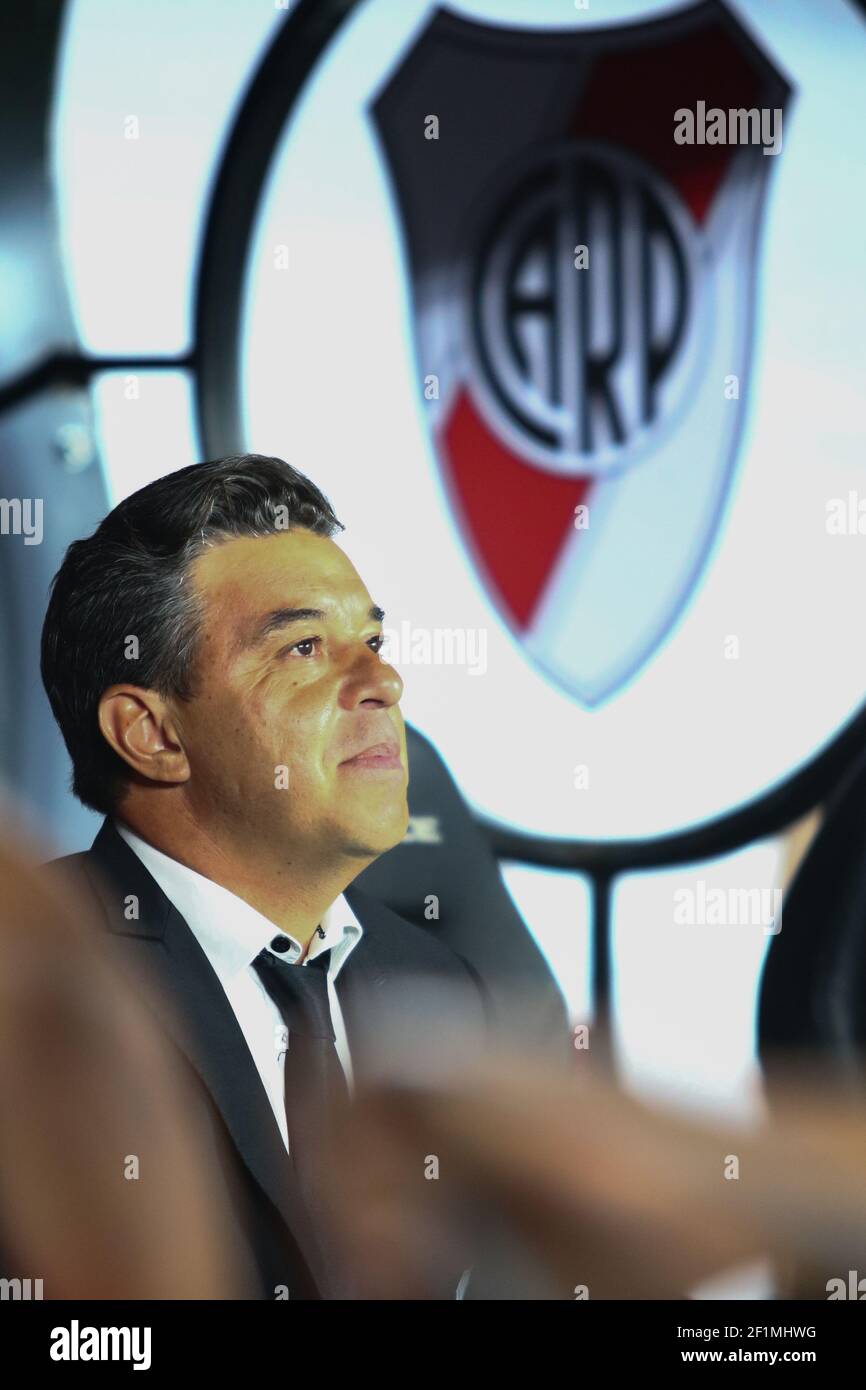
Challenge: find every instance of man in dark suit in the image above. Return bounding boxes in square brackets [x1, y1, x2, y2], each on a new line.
[39, 454, 487, 1300]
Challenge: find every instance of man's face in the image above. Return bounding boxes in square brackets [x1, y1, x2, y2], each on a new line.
[170, 529, 409, 865]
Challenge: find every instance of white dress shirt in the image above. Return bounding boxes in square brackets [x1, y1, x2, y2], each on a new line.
[113, 821, 364, 1152]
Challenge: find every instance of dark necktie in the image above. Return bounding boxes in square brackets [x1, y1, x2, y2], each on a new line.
[252, 944, 351, 1295]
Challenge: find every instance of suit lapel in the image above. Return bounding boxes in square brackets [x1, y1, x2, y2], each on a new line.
[335, 889, 489, 1303]
[339, 884, 483, 1087]
[81, 819, 328, 1295]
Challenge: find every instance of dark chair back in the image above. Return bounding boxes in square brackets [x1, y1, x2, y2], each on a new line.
[355, 724, 570, 1058]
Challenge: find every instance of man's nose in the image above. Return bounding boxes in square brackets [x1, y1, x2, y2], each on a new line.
[341, 646, 403, 708]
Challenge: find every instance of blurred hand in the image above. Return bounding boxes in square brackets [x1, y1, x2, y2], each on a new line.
[320, 1045, 866, 1299]
[0, 817, 250, 1299]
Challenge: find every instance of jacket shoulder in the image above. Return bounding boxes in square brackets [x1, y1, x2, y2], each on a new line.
[38, 846, 110, 928]
[39, 847, 92, 886]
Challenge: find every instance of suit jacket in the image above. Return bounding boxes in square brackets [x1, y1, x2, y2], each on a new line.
[41, 818, 490, 1300]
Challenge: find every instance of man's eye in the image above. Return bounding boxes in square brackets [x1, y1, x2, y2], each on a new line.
[280, 634, 384, 659]
[285, 637, 320, 657]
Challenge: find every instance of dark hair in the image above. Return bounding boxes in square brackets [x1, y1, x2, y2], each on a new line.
[41, 454, 344, 817]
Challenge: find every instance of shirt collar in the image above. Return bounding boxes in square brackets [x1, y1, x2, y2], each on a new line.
[113, 821, 363, 983]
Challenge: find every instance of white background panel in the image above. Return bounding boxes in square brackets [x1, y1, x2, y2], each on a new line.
[53, 0, 289, 352]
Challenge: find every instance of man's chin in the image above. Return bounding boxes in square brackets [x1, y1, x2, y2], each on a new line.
[336, 806, 409, 862]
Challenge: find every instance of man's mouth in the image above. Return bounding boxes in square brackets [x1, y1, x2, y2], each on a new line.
[339, 740, 403, 771]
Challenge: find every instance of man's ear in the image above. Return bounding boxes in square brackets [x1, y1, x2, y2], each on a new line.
[97, 686, 191, 786]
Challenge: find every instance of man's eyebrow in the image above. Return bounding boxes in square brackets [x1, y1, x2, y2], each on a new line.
[242, 604, 385, 651]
